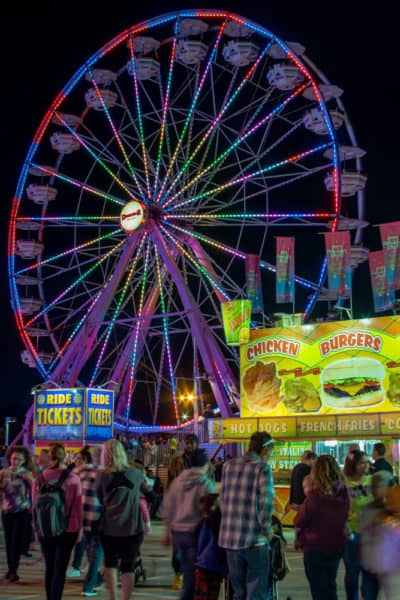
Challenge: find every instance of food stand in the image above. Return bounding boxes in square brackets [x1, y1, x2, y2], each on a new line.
[211, 315, 400, 524]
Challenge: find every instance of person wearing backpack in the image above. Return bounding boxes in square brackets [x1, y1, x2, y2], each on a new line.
[32, 442, 82, 600]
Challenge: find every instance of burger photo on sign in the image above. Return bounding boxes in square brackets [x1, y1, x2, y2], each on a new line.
[320, 357, 386, 409]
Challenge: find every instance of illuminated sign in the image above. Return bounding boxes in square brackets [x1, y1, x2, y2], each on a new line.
[34, 389, 84, 441]
[86, 389, 114, 442]
[34, 388, 114, 442]
[120, 200, 145, 233]
[240, 316, 400, 418]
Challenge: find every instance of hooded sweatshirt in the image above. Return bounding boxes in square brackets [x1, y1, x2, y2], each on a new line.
[295, 481, 350, 552]
[161, 467, 216, 533]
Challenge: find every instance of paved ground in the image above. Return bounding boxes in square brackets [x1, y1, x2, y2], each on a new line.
[0, 523, 347, 599]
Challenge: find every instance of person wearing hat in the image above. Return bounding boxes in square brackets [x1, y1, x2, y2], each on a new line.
[161, 448, 216, 600]
[218, 431, 275, 600]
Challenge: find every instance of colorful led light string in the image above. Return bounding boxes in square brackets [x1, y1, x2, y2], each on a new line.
[24, 239, 125, 328]
[160, 224, 231, 301]
[168, 142, 330, 213]
[87, 67, 145, 200]
[161, 38, 274, 203]
[15, 228, 120, 276]
[165, 222, 317, 290]
[128, 37, 152, 200]
[154, 247, 179, 424]
[28, 163, 125, 207]
[153, 22, 178, 196]
[162, 80, 308, 209]
[52, 111, 134, 200]
[155, 19, 227, 204]
[126, 237, 152, 422]
[90, 233, 147, 386]
[164, 211, 332, 220]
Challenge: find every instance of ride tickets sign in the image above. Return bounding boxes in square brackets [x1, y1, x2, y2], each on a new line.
[240, 315, 400, 418]
[34, 388, 114, 441]
[86, 389, 114, 442]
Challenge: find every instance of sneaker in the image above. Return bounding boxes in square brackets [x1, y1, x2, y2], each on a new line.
[23, 552, 33, 558]
[3, 572, 11, 580]
[171, 573, 183, 590]
[8, 573, 20, 583]
[66, 568, 81, 578]
[81, 592, 98, 597]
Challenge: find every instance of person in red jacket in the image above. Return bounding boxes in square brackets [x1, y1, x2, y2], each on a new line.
[295, 454, 350, 600]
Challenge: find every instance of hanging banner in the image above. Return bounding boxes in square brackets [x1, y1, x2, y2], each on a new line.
[34, 389, 85, 441]
[240, 315, 400, 418]
[275, 237, 295, 304]
[324, 231, 352, 298]
[379, 222, 400, 291]
[221, 300, 252, 345]
[369, 250, 394, 313]
[246, 254, 263, 313]
[86, 389, 115, 442]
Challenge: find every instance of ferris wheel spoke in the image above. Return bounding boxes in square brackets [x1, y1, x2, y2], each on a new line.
[162, 39, 274, 203]
[168, 140, 330, 213]
[152, 22, 178, 194]
[154, 248, 179, 424]
[89, 234, 148, 385]
[86, 67, 147, 199]
[52, 111, 135, 200]
[163, 79, 309, 208]
[128, 36, 153, 199]
[155, 19, 227, 203]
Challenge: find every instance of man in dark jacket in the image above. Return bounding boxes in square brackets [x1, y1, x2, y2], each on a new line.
[372, 442, 393, 476]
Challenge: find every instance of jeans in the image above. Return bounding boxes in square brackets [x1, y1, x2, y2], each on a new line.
[172, 531, 198, 600]
[343, 534, 361, 600]
[72, 537, 85, 570]
[2, 510, 31, 575]
[361, 568, 379, 600]
[226, 544, 270, 600]
[83, 531, 104, 593]
[42, 531, 78, 600]
[303, 550, 342, 600]
[172, 544, 182, 574]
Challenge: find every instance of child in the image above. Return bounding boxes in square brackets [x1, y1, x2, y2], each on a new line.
[194, 493, 227, 600]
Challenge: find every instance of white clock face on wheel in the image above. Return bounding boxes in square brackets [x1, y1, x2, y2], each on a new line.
[120, 200, 145, 232]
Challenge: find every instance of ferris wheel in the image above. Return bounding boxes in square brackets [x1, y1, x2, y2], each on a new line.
[8, 10, 367, 427]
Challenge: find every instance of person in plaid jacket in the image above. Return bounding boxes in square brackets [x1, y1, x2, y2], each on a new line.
[219, 431, 275, 600]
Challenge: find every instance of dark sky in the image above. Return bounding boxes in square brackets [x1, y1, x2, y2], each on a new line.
[1, 1, 397, 429]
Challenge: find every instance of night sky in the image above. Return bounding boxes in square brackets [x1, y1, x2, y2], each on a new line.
[1, 1, 397, 430]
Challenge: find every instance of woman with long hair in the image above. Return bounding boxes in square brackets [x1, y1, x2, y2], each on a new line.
[97, 438, 145, 600]
[32, 442, 82, 600]
[343, 449, 373, 600]
[295, 454, 350, 600]
[0, 446, 33, 582]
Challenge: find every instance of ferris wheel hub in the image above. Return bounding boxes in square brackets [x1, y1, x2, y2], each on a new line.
[120, 200, 146, 233]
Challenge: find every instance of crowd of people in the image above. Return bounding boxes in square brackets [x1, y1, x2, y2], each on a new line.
[0, 436, 399, 600]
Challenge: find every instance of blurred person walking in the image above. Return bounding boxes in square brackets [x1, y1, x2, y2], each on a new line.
[33, 442, 82, 600]
[161, 447, 216, 600]
[96, 438, 145, 600]
[288, 450, 317, 510]
[295, 455, 350, 600]
[343, 450, 373, 600]
[0, 446, 33, 582]
[359, 471, 393, 600]
[219, 431, 275, 600]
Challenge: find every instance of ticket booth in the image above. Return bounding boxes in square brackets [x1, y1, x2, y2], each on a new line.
[33, 387, 115, 453]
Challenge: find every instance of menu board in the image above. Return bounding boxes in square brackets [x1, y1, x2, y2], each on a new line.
[240, 316, 400, 418]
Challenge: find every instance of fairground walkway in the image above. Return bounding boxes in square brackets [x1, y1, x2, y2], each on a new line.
[0, 523, 346, 599]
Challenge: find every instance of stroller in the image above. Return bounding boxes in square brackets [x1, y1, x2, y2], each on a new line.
[269, 515, 290, 600]
[134, 551, 147, 585]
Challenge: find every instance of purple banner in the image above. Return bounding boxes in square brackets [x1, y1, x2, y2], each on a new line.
[246, 254, 263, 313]
[379, 222, 400, 291]
[369, 251, 395, 313]
[324, 231, 352, 298]
[276, 237, 295, 304]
